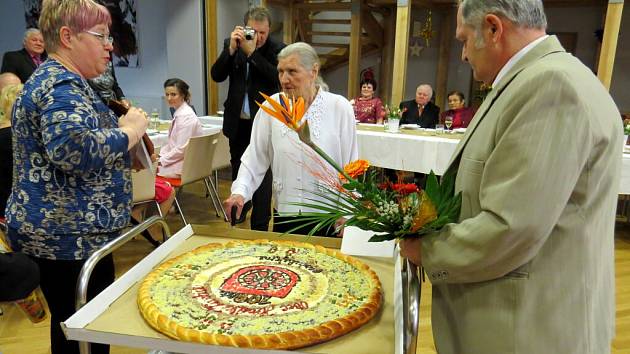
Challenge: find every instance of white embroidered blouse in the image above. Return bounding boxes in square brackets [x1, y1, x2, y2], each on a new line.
[231, 89, 358, 213]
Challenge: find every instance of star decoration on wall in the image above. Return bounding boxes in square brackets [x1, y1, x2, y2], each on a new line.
[409, 41, 424, 57]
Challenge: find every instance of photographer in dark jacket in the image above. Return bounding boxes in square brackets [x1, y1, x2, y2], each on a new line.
[211, 7, 285, 231]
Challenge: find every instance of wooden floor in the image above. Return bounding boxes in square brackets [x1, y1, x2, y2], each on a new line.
[1, 176, 630, 354]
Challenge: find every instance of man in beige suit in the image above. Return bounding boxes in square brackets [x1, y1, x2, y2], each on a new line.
[400, 1, 621, 353]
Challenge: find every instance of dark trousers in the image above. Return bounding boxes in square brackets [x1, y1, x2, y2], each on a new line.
[272, 211, 337, 237]
[229, 119, 272, 231]
[33, 254, 115, 354]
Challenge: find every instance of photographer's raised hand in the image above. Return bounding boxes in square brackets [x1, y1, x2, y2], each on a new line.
[229, 26, 245, 56]
[240, 31, 257, 57]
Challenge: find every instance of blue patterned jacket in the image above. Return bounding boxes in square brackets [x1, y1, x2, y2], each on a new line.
[6, 60, 132, 260]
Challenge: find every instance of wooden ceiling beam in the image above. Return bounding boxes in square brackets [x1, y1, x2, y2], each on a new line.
[391, 0, 412, 105]
[597, 1, 623, 90]
[348, 0, 363, 98]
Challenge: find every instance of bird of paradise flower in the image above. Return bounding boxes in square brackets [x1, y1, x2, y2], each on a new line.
[256, 92, 461, 241]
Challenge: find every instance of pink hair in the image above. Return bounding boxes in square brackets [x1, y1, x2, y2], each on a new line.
[63, 1, 111, 33]
[39, 0, 112, 52]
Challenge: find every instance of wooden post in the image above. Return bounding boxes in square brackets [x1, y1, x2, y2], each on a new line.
[597, 0, 624, 91]
[348, 0, 363, 98]
[435, 8, 453, 110]
[283, 2, 295, 44]
[391, 0, 412, 106]
[380, 8, 396, 103]
[205, 0, 218, 115]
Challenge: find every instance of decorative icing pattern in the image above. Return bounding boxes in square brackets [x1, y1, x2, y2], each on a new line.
[139, 241, 381, 342]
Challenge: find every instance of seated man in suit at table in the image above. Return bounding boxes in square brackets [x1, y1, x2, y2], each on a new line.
[399, 84, 440, 128]
[389, 84, 441, 187]
[1, 29, 46, 83]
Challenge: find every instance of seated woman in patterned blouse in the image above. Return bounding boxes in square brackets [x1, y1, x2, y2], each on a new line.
[349, 78, 385, 124]
[5, 1, 148, 353]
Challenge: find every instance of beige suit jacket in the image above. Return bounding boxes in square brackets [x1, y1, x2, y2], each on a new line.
[421, 36, 621, 353]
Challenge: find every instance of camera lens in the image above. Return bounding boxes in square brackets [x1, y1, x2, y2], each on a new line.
[244, 27, 255, 40]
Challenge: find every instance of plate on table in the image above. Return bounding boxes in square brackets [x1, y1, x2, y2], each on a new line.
[400, 124, 421, 130]
[452, 128, 467, 134]
[358, 122, 384, 127]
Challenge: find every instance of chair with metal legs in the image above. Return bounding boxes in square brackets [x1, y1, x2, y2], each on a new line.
[131, 166, 169, 246]
[157, 132, 228, 224]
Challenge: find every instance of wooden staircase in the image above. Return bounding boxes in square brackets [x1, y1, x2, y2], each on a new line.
[275, 0, 389, 73]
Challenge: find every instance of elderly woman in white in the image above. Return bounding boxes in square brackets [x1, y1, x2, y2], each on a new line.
[223, 42, 357, 236]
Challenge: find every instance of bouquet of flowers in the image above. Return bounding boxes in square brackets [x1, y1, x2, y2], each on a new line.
[257, 93, 461, 242]
[384, 104, 404, 120]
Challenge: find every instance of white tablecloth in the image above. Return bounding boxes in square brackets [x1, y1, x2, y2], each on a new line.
[357, 130, 459, 175]
[197, 115, 224, 126]
[357, 129, 630, 195]
[148, 125, 222, 148]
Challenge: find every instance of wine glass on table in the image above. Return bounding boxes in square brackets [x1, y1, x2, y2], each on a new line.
[151, 108, 160, 132]
[444, 115, 453, 131]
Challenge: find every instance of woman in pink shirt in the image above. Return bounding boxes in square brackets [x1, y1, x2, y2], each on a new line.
[158, 78, 204, 178]
[135, 78, 203, 235]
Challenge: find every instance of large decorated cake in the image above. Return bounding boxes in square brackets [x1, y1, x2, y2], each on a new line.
[137, 239, 383, 349]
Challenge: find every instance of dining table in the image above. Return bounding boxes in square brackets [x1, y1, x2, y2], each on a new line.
[356, 123, 461, 175]
[147, 120, 222, 148]
[194, 117, 630, 195]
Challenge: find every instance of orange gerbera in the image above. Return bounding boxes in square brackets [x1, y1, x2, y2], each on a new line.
[339, 160, 370, 180]
[256, 92, 305, 131]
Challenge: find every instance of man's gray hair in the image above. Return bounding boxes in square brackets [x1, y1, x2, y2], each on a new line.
[461, 0, 547, 46]
[277, 42, 320, 71]
[417, 84, 433, 100]
[23, 28, 41, 41]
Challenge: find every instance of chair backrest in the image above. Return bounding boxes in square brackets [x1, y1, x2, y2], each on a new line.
[132, 167, 156, 203]
[180, 132, 220, 185]
[210, 132, 231, 170]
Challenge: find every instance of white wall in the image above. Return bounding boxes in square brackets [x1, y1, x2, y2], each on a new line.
[545, 6, 603, 71]
[214, 0, 250, 110]
[0, 1, 27, 57]
[166, 0, 205, 115]
[114, 0, 169, 116]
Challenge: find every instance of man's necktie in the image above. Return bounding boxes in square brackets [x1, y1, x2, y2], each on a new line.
[242, 63, 250, 117]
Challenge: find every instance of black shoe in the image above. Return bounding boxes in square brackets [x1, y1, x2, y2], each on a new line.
[129, 217, 161, 247]
[234, 201, 252, 224]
